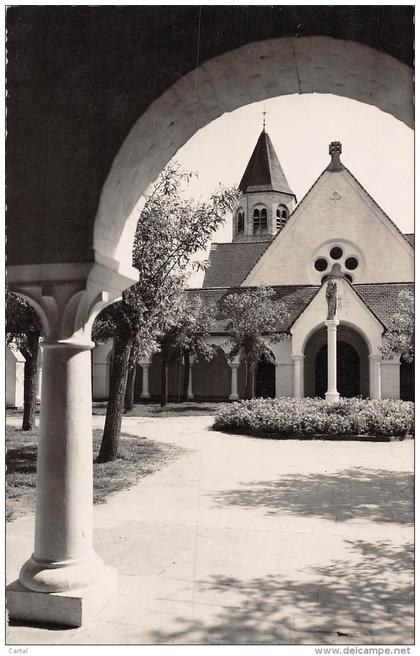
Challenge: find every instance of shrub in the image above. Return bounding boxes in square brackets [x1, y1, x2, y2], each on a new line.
[213, 397, 414, 441]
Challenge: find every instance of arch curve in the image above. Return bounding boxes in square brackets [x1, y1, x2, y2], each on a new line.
[94, 36, 413, 275]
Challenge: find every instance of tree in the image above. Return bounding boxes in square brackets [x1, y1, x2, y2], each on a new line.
[159, 294, 217, 404]
[93, 162, 240, 461]
[6, 291, 42, 430]
[381, 290, 414, 363]
[222, 286, 289, 399]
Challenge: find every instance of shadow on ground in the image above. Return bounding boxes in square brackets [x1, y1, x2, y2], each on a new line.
[211, 467, 414, 525]
[149, 540, 413, 645]
[6, 445, 38, 475]
[92, 402, 223, 417]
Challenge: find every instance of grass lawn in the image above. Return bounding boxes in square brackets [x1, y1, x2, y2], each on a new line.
[6, 425, 188, 522]
[92, 401, 224, 417]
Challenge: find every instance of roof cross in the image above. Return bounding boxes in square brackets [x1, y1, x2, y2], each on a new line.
[262, 107, 268, 130]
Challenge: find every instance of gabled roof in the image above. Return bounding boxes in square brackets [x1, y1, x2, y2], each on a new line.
[186, 282, 414, 334]
[239, 129, 295, 197]
[342, 165, 414, 250]
[241, 159, 413, 286]
[202, 241, 271, 288]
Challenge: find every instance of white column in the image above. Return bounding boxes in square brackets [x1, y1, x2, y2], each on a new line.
[229, 362, 239, 401]
[369, 353, 382, 400]
[140, 361, 151, 399]
[6, 264, 135, 627]
[19, 337, 112, 590]
[325, 319, 340, 404]
[292, 354, 304, 399]
[187, 356, 195, 400]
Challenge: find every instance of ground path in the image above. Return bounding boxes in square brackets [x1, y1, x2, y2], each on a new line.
[7, 415, 414, 645]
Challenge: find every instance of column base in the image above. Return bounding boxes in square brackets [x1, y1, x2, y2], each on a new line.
[229, 394, 239, 401]
[140, 392, 151, 399]
[325, 391, 340, 404]
[6, 567, 117, 628]
[187, 394, 194, 401]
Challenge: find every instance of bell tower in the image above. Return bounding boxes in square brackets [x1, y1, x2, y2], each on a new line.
[233, 127, 296, 242]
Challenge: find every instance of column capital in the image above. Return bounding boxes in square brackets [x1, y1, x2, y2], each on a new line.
[325, 319, 339, 328]
[369, 353, 382, 362]
[228, 361, 240, 369]
[291, 353, 304, 361]
[7, 262, 135, 344]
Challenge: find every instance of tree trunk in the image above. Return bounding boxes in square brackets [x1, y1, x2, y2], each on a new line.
[160, 347, 169, 407]
[124, 365, 136, 413]
[21, 331, 40, 431]
[96, 331, 133, 463]
[182, 350, 190, 402]
[246, 362, 256, 400]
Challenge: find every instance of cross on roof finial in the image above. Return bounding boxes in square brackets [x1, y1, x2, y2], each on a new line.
[327, 140, 343, 172]
[262, 107, 268, 131]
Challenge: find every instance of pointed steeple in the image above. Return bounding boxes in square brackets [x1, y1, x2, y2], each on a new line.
[239, 129, 296, 199]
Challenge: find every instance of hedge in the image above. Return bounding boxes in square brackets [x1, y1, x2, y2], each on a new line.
[212, 397, 414, 441]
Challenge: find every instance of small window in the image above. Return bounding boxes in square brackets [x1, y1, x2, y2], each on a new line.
[260, 208, 267, 231]
[253, 207, 267, 234]
[314, 258, 328, 272]
[330, 246, 343, 260]
[344, 273, 353, 283]
[253, 209, 260, 233]
[321, 275, 329, 284]
[345, 257, 358, 270]
[237, 210, 244, 233]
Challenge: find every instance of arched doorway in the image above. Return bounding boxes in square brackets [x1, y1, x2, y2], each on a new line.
[256, 353, 276, 398]
[304, 324, 369, 398]
[315, 342, 360, 398]
[400, 361, 414, 401]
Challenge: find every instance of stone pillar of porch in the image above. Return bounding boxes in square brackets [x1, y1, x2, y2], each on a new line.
[325, 319, 340, 404]
[292, 354, 304, 399]
[228, 361, 240, 401]
[6, 263, 135, 628]
[140, 359, 151, 399]
[369, 353, 382, 400]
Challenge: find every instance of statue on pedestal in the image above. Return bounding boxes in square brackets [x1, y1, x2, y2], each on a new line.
[326, 280, 337, 319]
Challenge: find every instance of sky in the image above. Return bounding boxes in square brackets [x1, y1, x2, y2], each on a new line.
[172, 94, 414, 288]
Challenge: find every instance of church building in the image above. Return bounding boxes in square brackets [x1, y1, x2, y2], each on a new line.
[93, 129, 414, 403]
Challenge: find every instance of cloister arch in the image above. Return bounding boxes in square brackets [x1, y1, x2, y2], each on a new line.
[94, 36, 414, 277]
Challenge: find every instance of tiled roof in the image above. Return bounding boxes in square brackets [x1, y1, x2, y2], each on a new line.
[186, 285, 319, 333]
[239, 129, 295, 197]
[202, 241, 271, 288]
[186, 282, 414, 334]
[354, 282, 414, 328]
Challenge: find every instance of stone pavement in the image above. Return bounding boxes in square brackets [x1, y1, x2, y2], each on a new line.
[7, 415, 414, 645]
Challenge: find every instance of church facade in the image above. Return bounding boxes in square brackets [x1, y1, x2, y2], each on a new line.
[93, 130, 414, 403]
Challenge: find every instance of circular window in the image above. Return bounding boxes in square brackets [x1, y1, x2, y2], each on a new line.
[314, 258, 328, 272]
[330, 246, 343, 260]
[344, 274, 353, 283]
[345, 257, 358, 270]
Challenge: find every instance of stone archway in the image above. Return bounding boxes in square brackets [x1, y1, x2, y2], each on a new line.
[93, 36, 413, 275]
[304, 324, 369, 398]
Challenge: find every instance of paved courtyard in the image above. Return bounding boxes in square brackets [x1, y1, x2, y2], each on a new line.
[7, 415, 414, 645]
